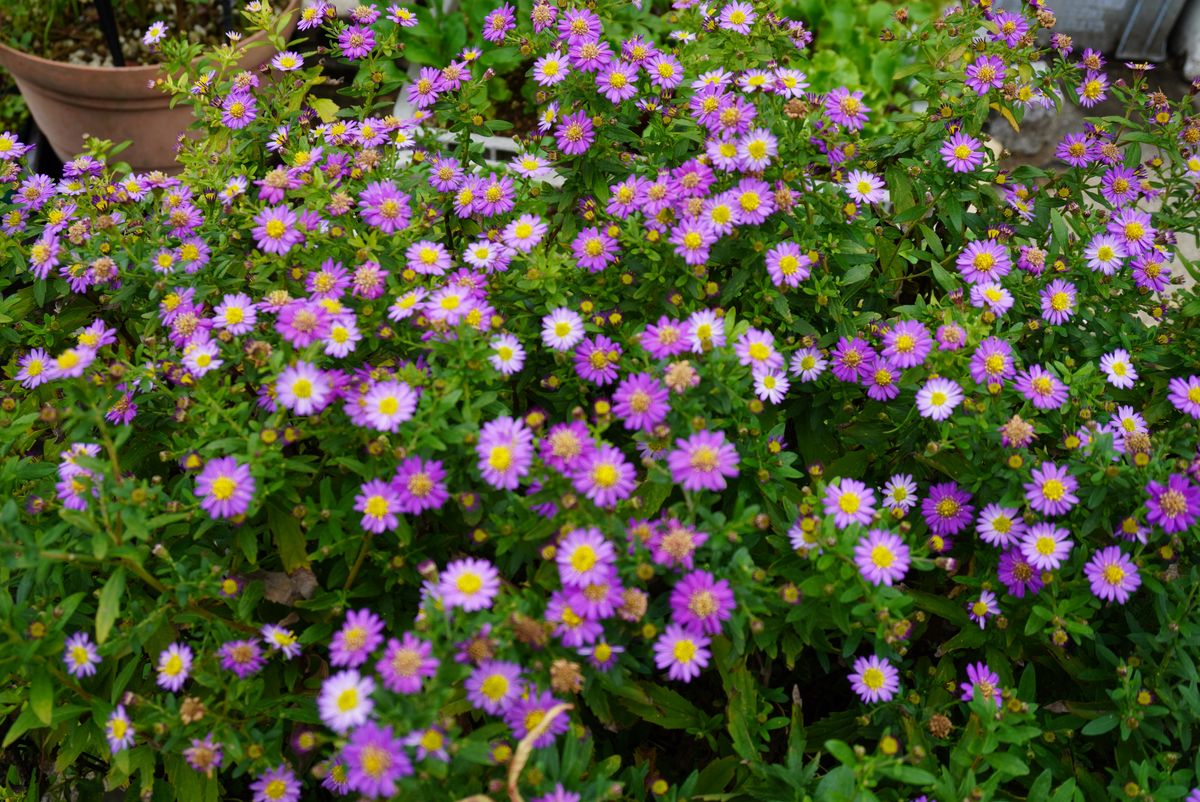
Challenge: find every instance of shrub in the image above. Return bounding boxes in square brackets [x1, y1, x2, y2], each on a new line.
[2, 1, 1200, 801]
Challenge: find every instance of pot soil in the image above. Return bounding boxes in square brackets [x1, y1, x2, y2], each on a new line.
[0, 0, 300, 173]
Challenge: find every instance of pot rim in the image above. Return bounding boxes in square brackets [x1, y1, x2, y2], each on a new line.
[0, 0, 300, 75]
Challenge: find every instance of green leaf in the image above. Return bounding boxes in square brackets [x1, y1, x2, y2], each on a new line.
[95, 568, 126, 645]
[883, 765, 937, 785]
[984, 751, 1028, 777]
[2, 705, 43, 748]
[269, 504, 308, 573]
[840, 264, 873, 286]
[30, 671, 52, 726]
[815, 765, 856, 802]
[1080, 713, 1119, 736]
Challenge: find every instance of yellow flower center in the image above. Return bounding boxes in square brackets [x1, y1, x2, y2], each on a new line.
[673, 639, 696, 663]
[210, 476, 236, 501]
[481, 674, 509, 701]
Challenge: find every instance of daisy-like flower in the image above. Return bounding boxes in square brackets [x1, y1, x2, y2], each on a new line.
[916, 377, 963, 421]
[1168, 376, 1200, 419]
[613, 372, 670, 431]
[476, 416, 534, 490]
[823, 87, 870, 130]
[262, 624, 301, 659]
[964, 54, 1006, 95]
[1084, 233, 1127, 275]
[734, 328, 783, 372]
[738, 127, 777, 170]
[940, 132, 985, 172]
[881, 320, 932, 369]
[881, 474, 918, 513]
[502, 214, 547, 253]
[572, 226, 619, 271]
[439, 557, 501, 611]
[687, 309, 727, 351]
[16, 348, 50, 389]
[275, 361, 333, 416]
[338, 24, 376, 59]
[790, 347, 827, 382]
[922, 482, 975, 536]
[966, 590, 999, 628]
[718, 1, 756, 33]
[843, 170, 886, 204]
[596, 61, 638, 104]
[653, 624, 711, 682]
[557, 527, 615, 587]
[195, 457, 255, 520]
[574, 335, 622, 385]
[63, 632, 100, 677]
[541, 308, 586, 351]
[484, 333, 526, 376]
[214, 293, 257, 335]
[754, 370, 789, 404]
[959, 662, 1002, 707]
[998, 548, 1044, 597]
[405, 726, 451, 762]
[1040, 279, 1077, 325]
[1085, 546, 1141, 603]
[344, 722, 411, 798]
[1015, 364, 1069, 410]
[1076, 70, 1108, 107]
[1025, 462, 1079, 517]
[765, 242, 811, 288]
[1144, 473, 1200, 533]
[252, 205, 303, 255]
[183, 733, 222, 778]
[330, 609, 385, 668]
[142, 21, 169, 48]
[250, 765, 300, 802]
[219, 639, 266, 678]
[853, 529, 910, 586]
[669, 219, 717, 265]
[669, 570, 734, 635]
[976, 504, 1024, 547]
[106, 705, 135, 754]
[319, 669, 375, 734]
[505, 689, 570, 747]
[271, 51, 303, 71]
[1020, 522, 1073, 571]
[555, 110, 596, 156]
[465, 660, 524, 714]
[354, 479, 401, 534]
[970, 337, 1016, 387]
[572, 444, 636, 508]
[849, 654, 899, 703]
[156, 642, 194, 692]
[377, 633, 439, 694]
[1107, 208, 1156, 255]
[823, 478, 876, 529]
[668, 430, 739, 492]
[1099, 349, 1137, 389]
[956, 238, 1011, 284]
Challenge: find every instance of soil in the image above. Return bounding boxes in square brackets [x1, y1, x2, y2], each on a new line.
[6, 1, 238, 67]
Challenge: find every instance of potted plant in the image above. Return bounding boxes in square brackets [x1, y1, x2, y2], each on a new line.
[0, 0, 301, 173]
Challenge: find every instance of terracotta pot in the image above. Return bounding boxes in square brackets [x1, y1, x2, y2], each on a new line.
[0, 0, 300, 173]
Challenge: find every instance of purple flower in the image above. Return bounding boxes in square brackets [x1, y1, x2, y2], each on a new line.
[830, 337, 876, 383]
[955, 238, 1010, 284]
[63, 632, 100, 677]
[338, 24, 376, 59]
[734, 328, 782, 372]
[476, 416, 534, 490]
[392, 457, 448, 514]
[881, 321, 931, 369]
[854, 529, 910, 586]
[571, 226, 619, 271]
[344, 722, 411, 798]
[1169, 376, 1200, 419]
[1108, 207, 1156, 255]
[719, 1, 756, 33]
[572, 445, 635, 508]
[970, 337, 1016, 386]
[653, 624, 711, 682]
[670, 570, 734, 634]
[1020, 522, 1073, 571]
[331, 609, 385, 668]
[195, 457, 255, 519]
[1085, 546, 1141, 603]
[613, 373, 670, 431]
[959, 662, 1002, 707]
[252, 205, 304, 255]
[646, 52, 684, 89]
[1077, 70, 1109, 107]
[557, 527, 615, 587]
[916, 377, 963, 422]
[667, 430, 739, 492]
[221, 91, 257, 129]
[765, 242, 811, 288]
[276, 299, 330, 348]
[849, 654, 899, 703]
[997, 549, 1043, 598]
[966, 590, 999, 629]
[358, 180, 411, 233]
[1133, 251, 1172, 291]
[156, 642, 193, 692]
[964, 55, 1006, 95]
[1015, 364, 1069, 410]
[1145, 474, 1200, 533]
[1056, 132, 1095, 167]
[1024, 462, 1079, 517]
[669, 219, 717, 265]
[251, 765, 300, 802]
[482, 3, 516, 42]
[106, 705, 135, 754]
[318, 670, 375, 734]
[555, 110, 595, 156]
[377, 633, 439, 694]
[941, 132, 984, 172]
[597, 61, 638, 103]
[466, 660, 524, 714]
[976, 504, 1024, 548]
[355, 479, 401, 533]
[1040, 279, 1077, 325]
[843, 170, 886, 204]
[574, 335, 622, 385]
[219, 639, 266, 678]
[439, 558, 501, 611]
[823, 478, 876, 529]
[922, 482, 974, 536]
[505, 689, 570, 747]
[824, 87, 870, 130]
[183, 733, 222, 778]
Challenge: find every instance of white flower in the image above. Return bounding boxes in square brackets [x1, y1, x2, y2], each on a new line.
[318, 670, 375, 734]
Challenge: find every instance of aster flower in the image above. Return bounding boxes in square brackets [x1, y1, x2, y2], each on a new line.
[219, 639, 266, 678]
[732, 177, 774, 223]
[969, 281, 1014, 315]
[354, 479, 401, 534]
[1107, 208, 1156, 255]
[1025, 462, 1079, 517]
[476, 416, 534, 490]
[613, 373, 670, 431]
[765, 242, 811, 288]
[330, 609, 385, 668]
[687, 309, 727, 351]
[790, 347, 827, 382]
[358, 180, 411, 233]
[849, 655, 899, 703]
[574, 335, 622, 385]
[466, 660, 524, 714]
[916, 377, 963, 422]
[998, 549, 1043, 598]
[1085, 546, 1141, 603]
[966, 590, 999, 629]
[1076, 70, 1109, 107]
[668, 430, 739, 492]
[319, 669, 375, 734]
[959, 662, 1002, 707]
[221, 91, 257, 129]
[16, 348, 50, 389]
[391, 457, 448, 515]
[362, 380, 418, 433]
[718, 1, 756, 33]
[964, 54, 1006, 95]
[251, 765, 300, 802]
[824, 87, 870, 130]
[653, 624, 711, 682]
[343, 722, 411, 798]
[824, 478, 876, 529]
[405, 727, 451, 762]
[922, 482, 975, 536]
[755, 369, 790, 403]
[572, 226, 619, 271]
[1020, 522, 1073, 571]
[940, 132, 985, 172]
[183, 733, 223, 778]
[106, 705, 135, 754]
[734, 328, 783, 372]
[377, 633, 439, 694]
[542, 308, 586, 351]
[649, 519, 709, 569]
[670, 570, 734, 635]
[63, 632, 100, 677]
[572, 444, 636, 508]
[557, 528, 615, 587]
[976, 504, 1024, 548]
[338, 24, 376, 58]
[1040, 279, 1077, 325]
[1056, 132, 1095, 167]
[881, 474, 918, 513]
[555, 110, 595, 156]
[956, 238, 1010, 284]
[1099, 349, 1137, 389]
[854, 529, 910, 586]
[880, 321, 931, 369]
[1015, 364, 1069, 410]
[195, 457, 255, 520]
[843, 170, 886, 204]
[1144, 473, 1200, 533]
[440, 557, 501, 611]
[156, 642, 193, 692]
[482, 3, 516, 42]
[506, 689, 570, 747]
[252, 205, 303, 255]
[669, 219, 717, 265]
[1168, 376, 1200, 418]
